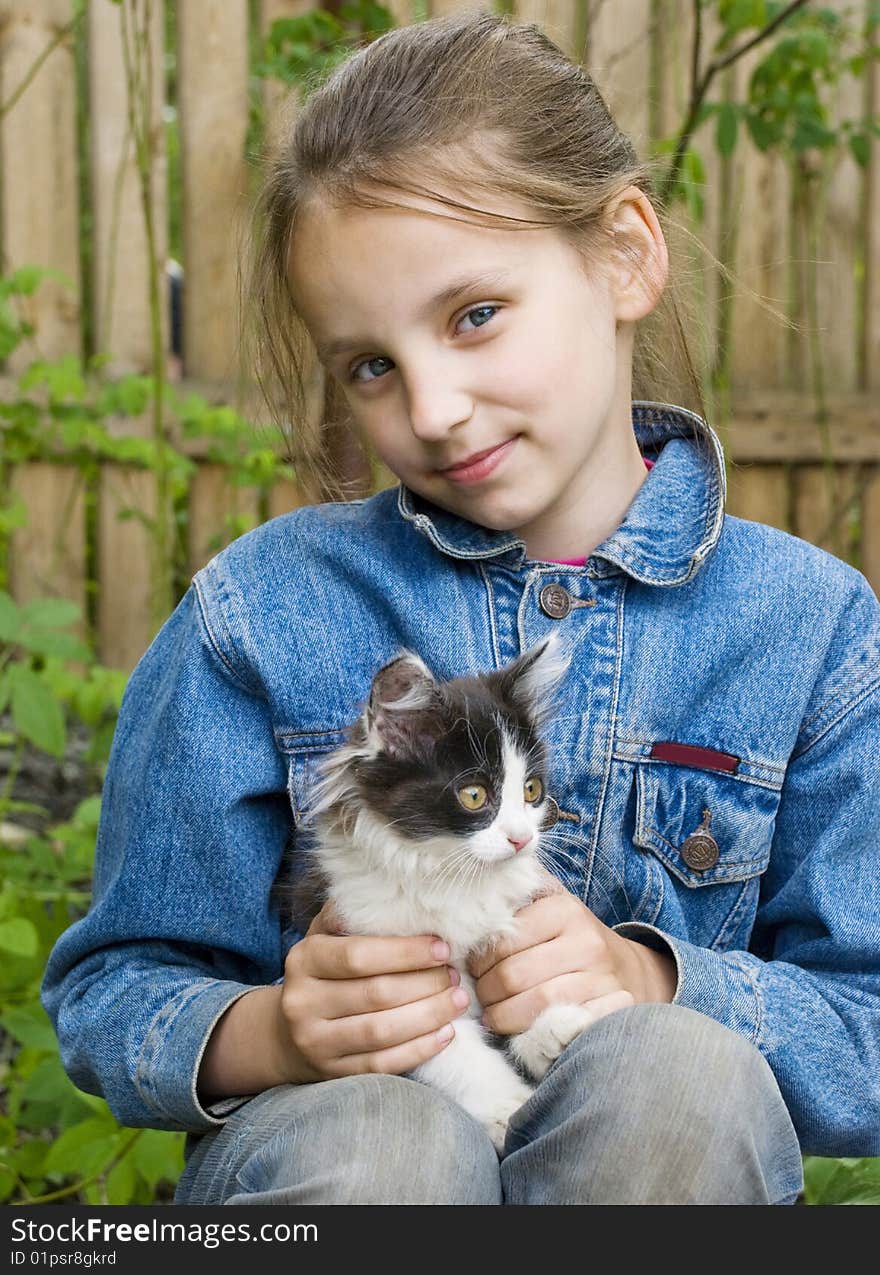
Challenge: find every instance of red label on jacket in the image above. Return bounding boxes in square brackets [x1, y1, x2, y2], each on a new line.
[650, 741, 741, 773]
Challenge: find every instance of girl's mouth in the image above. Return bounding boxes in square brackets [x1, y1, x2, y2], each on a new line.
[439, 438, 518, 484]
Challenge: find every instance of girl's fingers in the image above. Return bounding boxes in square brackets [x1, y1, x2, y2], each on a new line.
[475, 936, 583, 1007]
[318, 984, 470, 1061]
[328, 1019, 460, 1079]
[316, 963, 461, 1020]
[482, 972, 622, 1035]
[468, 899, 563, 978]
[305, 932, 452, 980]
[576, 989, 636, 1023]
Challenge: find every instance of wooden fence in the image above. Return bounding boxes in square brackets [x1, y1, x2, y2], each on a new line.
[1, 0, 879, 669]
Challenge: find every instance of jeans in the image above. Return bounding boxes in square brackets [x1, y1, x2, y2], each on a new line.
[175, 1004, 805, 1205]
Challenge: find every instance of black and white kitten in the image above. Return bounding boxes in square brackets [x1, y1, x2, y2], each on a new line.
[294, 638, 596, 1153]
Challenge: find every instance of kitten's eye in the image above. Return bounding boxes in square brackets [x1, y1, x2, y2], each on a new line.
[523, 776, 543, 804]
[457, 784, 488, 811]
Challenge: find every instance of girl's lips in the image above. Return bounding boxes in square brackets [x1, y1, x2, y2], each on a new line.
[439, 438, 518, 484]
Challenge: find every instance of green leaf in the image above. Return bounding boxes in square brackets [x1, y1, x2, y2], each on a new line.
[9, 664, 66, 757]
[106, 1152, 138, 1204]
[21, 598, 82, 629]
[0, 1002, 58, 1051]
[0, 1165, 16, 1203]
[8, 266, 47, 296]
[132, 1129, 185, 1189]
[10, 1142, 49, 1178]
[68, 795, 103, 837]
[0, 591, 21, 643]
[21, 1054, 76, 1105]
[716, 101, 739, 157]
[0, 917, 38, 957]
[19, 629, 91, 662]
[43, 1118, 119, 1177]
[849, 133, 870, 168]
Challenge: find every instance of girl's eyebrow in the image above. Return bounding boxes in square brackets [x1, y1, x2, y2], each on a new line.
[315, 268, 514, 361]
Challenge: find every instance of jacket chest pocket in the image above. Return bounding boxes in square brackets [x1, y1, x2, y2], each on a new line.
[275, 729, 347, 934]
[631, 762, 782, 950]
[278, 729, 347, 826]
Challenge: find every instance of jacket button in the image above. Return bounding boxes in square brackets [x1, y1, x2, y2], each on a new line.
[673, 810, 714, 872]
[680, 832, 719, 871]
[539, 584, 572, 618]
[680, 808, 719, 871]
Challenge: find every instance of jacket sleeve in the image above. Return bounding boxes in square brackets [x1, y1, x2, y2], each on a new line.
[617, 669, 880, 1157]
[41, 579, 292, 1132]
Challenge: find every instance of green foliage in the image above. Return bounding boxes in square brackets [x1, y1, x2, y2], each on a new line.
[803, 1156, 880, 1205]
[660, 1, 880, 214]
[0, 627, 184, 1203]
[255, 1, 396, 95]
[0, 271, 291, 1203]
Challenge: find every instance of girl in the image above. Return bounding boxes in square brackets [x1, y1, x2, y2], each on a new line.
[43, 13, 879, 1205]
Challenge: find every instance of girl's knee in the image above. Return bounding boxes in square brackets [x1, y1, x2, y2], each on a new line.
[504, 1003, 803, 1203]
[221, 1075, 503, 1205]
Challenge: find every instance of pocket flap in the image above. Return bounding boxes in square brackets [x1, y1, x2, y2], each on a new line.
[276, 729, 347, 822]
[632, 762, 780, 887]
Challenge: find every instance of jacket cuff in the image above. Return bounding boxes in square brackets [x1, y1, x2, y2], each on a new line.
[136, 980, 260, 1131]
[613, 922, 761, 1043]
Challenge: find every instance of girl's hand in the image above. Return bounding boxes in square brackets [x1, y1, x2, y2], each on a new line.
[274, 902, 470, 1083]
[467, 892, 676, 1035]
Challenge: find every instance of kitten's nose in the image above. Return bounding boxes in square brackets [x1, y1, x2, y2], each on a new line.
[508, 836, 530, 854]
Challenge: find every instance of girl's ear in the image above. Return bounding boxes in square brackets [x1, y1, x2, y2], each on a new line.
[606, 186, 669, 323]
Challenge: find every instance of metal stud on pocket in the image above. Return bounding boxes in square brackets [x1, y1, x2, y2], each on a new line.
[680, 808, 720, 872]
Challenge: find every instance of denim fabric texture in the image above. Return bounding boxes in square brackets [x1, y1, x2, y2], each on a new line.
[174, 1004, 805, 1205]
[42, 401, 880, 1157]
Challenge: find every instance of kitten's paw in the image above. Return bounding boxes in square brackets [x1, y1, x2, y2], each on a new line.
[510, 1003, 600, 1081]
[481, 1082, 534, 1156]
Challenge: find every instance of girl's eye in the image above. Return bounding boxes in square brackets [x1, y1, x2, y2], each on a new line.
[350, 355, 394, 384]
[457, 784, 488, 812]
[455, 304, 499, 334]
[523, 776, 543, 804]
[347, 305, 500, 383]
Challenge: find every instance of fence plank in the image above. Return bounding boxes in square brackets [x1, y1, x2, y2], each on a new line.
[728, 41, 791, 394]
[8, 462, 87, 627]
[514, 0, 580, 60]
[793, 464, 861, 564]
[584, 0, 651, 150]
[428, 0, 490, 18]
[813, 0, 862, 394]
[97, 466, 157, 670]
[187, 463, 260, 577]
[865, 3, 879, 392]
[267, 477, 307, 521]
[177, 1, 249, 381]
[0, 0, 81, 368]
[725, 464, 789, 531]
[88, 0, 166, 374]
[863, 467, 880, 597]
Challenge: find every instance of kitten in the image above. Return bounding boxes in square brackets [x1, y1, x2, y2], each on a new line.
[292, 638, 597, 1153]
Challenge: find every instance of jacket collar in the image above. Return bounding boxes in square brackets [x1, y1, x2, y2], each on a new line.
[396, 401, 726, 586]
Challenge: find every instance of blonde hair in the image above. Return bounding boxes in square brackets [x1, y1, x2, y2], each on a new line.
[245, 11, 708, 501]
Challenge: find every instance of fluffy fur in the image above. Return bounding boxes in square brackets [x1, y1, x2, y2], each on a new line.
[292, 636, 596, 1153]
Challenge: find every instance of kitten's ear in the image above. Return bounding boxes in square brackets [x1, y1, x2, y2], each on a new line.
[493, 635, 569, 722]
[364, 651, 441, 757]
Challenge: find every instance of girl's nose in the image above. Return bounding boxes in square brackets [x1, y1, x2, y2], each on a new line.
[405, 374, 473, 442]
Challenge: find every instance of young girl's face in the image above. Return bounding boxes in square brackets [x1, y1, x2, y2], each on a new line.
[288, 181, 655, 559]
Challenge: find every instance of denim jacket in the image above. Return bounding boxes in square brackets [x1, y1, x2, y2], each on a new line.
[42, 402, 880, 1156]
